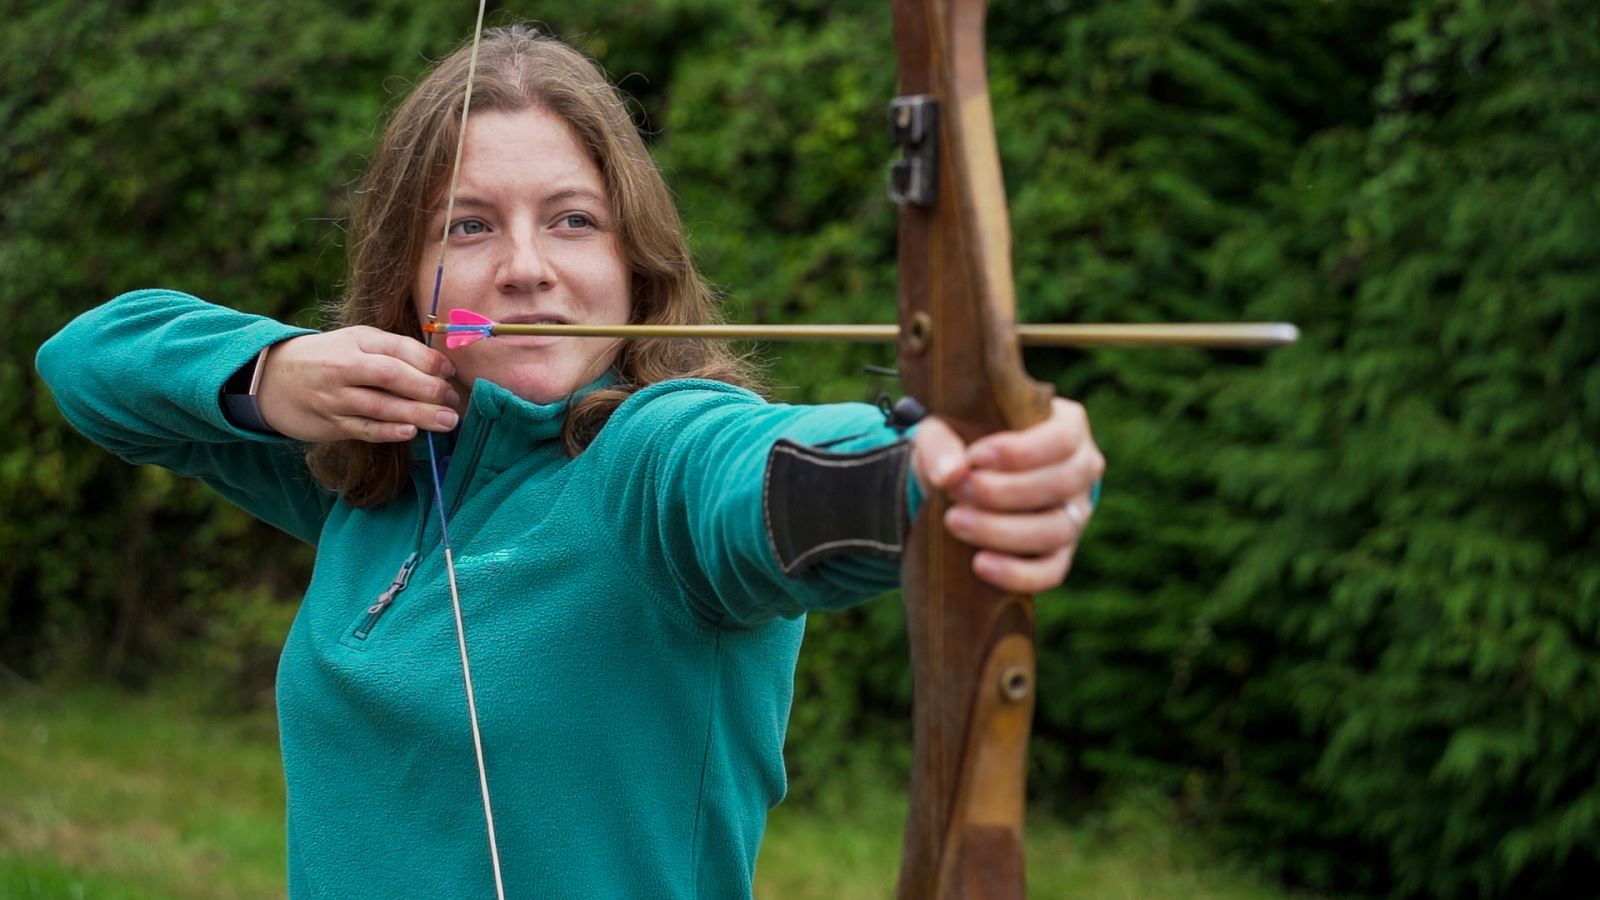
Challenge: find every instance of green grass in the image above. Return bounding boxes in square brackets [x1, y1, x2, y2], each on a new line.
[0, 686, 286, 900]
[0, 685, 1307, 899]
[759, 787, 1306, 899]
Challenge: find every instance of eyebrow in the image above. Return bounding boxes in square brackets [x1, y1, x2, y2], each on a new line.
[543, 188, 608, 207]
[444, 188, 609, 212]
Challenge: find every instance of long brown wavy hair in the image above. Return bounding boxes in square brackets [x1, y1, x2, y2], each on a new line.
[307, 26, 763, 507]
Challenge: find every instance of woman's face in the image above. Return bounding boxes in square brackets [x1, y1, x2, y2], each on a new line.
[415, 108, 631, 406]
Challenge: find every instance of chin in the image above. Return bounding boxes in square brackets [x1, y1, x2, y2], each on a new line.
[510, 376, 585, 405]
[465, 355, 612, 406]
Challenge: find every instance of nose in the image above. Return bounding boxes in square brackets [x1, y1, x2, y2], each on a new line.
[497, 227, 554, 294]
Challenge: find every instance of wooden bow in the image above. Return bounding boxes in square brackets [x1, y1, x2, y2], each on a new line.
[891, 0, 1054, 895]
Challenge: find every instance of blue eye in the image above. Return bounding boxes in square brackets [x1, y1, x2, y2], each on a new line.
[449, 219, 488, 236]
[560, 213, 595, 230]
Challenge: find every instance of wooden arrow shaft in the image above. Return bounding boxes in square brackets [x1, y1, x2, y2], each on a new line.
[422, 321, 1299, 348]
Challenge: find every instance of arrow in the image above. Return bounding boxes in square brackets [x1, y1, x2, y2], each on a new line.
[424, 307, 1299, 349]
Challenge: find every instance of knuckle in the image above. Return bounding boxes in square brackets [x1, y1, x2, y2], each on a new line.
[371, 360, 402, 389]
[965, 513, 996, 546]
[354, 393, 388, 420]
[1010, 482, 1041, 510]
[998, 441, 1028, 469]
[1012, 564, 1048, 593]
[1062, 399, 1088, 431]
[1052, 550, 1074, 582]
[1050, 510, 1076, 545]
[1040, 567, 1066, 592]
[966, 473, 1000, 507]
[1026, 481, 1056, 509]
[1055, 467, 1079, 499]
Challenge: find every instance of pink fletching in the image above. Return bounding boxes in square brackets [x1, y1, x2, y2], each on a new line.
[446, 331, 487, 349]
[449, 308, 495, 326]
[444, 308, 493, 349]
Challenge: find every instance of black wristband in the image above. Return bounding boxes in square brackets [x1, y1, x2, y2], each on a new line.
[221, 346, 276, 434]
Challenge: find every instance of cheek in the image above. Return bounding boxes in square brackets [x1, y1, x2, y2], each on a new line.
[596, 258, 633, 318]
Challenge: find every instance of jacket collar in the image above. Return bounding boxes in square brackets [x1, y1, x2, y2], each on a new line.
[408, 372, 616, 463]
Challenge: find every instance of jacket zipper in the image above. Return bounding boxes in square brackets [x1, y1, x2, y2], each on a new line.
[352, 551, 419, 641]
[351, 417, 486, 644]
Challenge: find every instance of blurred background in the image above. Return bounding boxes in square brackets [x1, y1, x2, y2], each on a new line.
[3, 0, 1597, 897]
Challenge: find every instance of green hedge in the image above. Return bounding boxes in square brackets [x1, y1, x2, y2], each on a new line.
[5, 1, 1597, 895]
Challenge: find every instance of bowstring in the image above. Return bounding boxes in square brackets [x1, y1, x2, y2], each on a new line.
[423, 3, 505, 898]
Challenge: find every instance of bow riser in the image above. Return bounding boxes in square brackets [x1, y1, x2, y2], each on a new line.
[893, 0, 1054, 897]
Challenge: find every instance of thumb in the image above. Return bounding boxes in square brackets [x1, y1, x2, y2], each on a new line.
[911, 415, 969, 493]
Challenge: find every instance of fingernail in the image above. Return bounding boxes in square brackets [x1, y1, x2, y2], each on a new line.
[445, 389, 461, 408]
[436, 410, 459, 430]
[945, 507, 973, 535]
[1066, 503, 1086, 525]
[441, 361, 457, 378]
[970, 444, 999, 468]
[930, 454, 959, 486]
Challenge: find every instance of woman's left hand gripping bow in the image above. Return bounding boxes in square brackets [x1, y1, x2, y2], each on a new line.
[912, 398, 1104, 593]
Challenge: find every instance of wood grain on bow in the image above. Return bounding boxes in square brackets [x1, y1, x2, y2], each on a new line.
[891, 0, 1049, 896]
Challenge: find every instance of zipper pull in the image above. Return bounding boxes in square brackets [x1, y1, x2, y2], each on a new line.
[367, 552, 420, 615]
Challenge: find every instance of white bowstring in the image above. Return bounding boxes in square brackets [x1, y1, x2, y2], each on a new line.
[421, 3, 505, 898]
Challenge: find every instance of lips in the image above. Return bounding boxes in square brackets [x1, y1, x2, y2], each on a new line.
[498, 313, 572, 326]
[481, 312, 573, 350]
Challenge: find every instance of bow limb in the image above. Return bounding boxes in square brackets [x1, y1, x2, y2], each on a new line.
[891, 0, 1052, 896]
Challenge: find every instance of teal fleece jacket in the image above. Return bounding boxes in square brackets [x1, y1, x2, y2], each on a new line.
[37, 290, 915, 898]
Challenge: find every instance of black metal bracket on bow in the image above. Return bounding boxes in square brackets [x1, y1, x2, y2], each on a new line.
[862, 364, 929, 434]
[888, 95, 939, 207]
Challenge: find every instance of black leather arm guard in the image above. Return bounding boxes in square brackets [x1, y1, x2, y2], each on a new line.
[763, 437, 914, 577]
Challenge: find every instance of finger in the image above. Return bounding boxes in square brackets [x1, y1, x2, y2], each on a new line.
[966, 397, 1090, 471]
[911, 415, 970, 492]
[336, 415, 420, 444]
[356, 352, 461, 408]
[1066, 493, 1092, 532]
[951, 440, 1106, 511]
[972, 544, 1074, 593]
[943, 502, 1081, 556]
[352, 326, 456, 379]
[336, 386, 459, 435]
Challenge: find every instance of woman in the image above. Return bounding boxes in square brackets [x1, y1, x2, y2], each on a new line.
[38, 26, 1102, 898]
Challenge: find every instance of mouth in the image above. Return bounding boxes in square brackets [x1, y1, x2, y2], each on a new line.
[482, 312, 578, 350]
[499, 313, 572, 326]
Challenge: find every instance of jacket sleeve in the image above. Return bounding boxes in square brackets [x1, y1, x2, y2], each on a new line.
[36, 289, 333, 544]
[587, 380, 921, 628]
